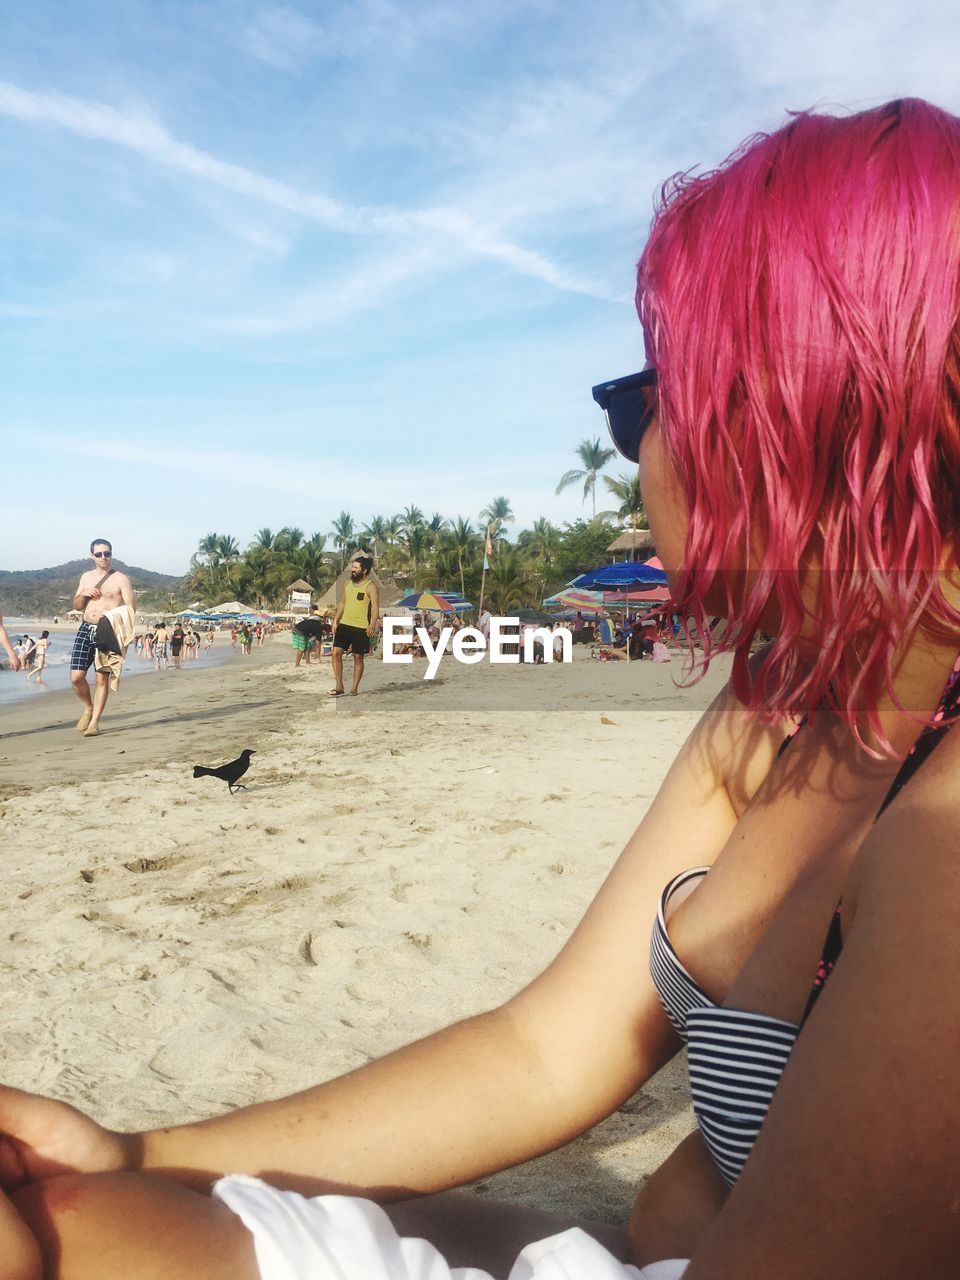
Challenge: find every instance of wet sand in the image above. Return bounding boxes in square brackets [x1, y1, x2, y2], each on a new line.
[0, 640, 291, 794]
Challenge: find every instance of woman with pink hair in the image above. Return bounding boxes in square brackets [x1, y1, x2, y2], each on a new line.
[2, 99, 960, 1279]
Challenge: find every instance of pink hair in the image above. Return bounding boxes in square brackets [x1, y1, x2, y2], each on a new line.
[637, 99, 960, 749]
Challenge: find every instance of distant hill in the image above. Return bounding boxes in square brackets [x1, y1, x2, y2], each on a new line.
[0, 560, 185, 617]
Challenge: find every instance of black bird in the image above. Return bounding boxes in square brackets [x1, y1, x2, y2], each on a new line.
[193, 749, 256, 793]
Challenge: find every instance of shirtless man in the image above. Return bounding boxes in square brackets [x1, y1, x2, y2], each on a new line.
[70, 539, 136, 737]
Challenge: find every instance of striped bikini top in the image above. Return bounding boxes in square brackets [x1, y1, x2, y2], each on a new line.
[650, 656, 960, 1187]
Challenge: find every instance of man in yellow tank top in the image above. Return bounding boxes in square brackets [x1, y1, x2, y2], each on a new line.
[330, 555, 380, 696]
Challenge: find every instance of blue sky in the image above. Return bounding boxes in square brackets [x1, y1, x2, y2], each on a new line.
[3, 0, 959, 573]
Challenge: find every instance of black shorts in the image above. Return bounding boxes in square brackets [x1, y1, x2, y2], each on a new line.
[333, 623, 370, 655]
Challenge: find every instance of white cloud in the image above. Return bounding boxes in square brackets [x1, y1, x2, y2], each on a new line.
[237, 5, 329, 71]
[0, 80, 606, 298]
[203, 244, 440, 335]
[42, 431, 579, 530]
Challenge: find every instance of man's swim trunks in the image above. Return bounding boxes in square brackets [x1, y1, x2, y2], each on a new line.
[70, 622, 98, 671]
[333, 623, 370, 655]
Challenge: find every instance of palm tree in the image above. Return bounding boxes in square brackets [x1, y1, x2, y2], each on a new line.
[443, 517, 477, 598]
[518, 517, 561, 602]
[188, 533, 232, 603]
[252, 528, 276, 550]
[292, 538, 332, 596]
[556, 437, 616, 520]
[486, 547, 537, 613]
[273, 527, 304, 553]
[331, 511, 355, 569]
[360, 516, 389, 561]
[242, 545, 275, 609]
[479, 497, 514, 546]
[195, 532, 222, 567]
[402, 524, 431, 588]
[425, 513, 449, 550]
[599, 473, 648, 559]
[215, 534, 241, 564]
[400, 505, 425, 535]
[520, 517, 560, 563]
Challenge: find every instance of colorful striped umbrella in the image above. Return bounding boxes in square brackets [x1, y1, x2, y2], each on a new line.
[395, 591, 457, 612]
[602, 586, 671, 605]
[542, 588, 606, 613]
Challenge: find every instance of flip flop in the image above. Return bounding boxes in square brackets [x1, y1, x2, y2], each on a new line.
[328, 689, 345, 697]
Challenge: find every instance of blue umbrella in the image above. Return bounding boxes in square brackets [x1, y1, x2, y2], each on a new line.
[571, 560, 667, 590]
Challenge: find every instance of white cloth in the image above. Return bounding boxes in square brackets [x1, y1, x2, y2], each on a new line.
[213, 1177, 688, 1280]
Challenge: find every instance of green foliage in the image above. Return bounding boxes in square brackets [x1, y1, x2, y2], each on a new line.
[3, 497, 649, 619]
[479, 496, 514, 540]
[483, 547, 538, 613]
[550, 519, 619, 588]
[555, 437, 616, 518]
[0, 560, 184, 617]
[598, 473, 646, 525]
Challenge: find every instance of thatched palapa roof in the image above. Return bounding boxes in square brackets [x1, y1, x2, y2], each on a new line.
[607, 528, 655, 554]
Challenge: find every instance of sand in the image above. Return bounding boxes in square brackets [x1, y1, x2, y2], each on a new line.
[0, 636, 731, 1224]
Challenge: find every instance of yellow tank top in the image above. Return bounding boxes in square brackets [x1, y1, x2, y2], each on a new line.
[341, 580, 372, 628]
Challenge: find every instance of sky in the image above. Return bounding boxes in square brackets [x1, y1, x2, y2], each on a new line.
[3, 0, 960, 574]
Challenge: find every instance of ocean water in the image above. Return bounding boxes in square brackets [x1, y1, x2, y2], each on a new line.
[0, 621, 235, 708]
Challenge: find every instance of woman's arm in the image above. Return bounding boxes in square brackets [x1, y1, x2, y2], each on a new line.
[128, 677, 784, 1196]
[1, 673, 787, 1200]
[682, 796, 960, 1279]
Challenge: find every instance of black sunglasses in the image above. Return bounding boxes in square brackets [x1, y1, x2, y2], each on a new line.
[92, 551, 112, 558]
[591, 367, 658, 463]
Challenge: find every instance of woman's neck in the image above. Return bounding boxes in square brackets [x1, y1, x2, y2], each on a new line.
[858, 627, 960, 759]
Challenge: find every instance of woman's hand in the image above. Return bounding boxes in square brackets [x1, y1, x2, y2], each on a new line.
[0, 1086, 131, 1189]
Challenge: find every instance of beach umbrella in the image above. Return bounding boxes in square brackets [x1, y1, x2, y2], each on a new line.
[542, 588, 606, 613]
[206, 601, 253, 616]
[433, 591, 474, 612]
[395, 591, 457, 612]
[571, 560, 668, 591]
[602, 586, 671, 605]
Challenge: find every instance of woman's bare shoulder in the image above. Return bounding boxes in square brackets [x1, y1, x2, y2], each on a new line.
[846, 725, 960, 928]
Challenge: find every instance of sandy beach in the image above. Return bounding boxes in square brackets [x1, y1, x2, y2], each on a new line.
[1, 638, 731, 1224]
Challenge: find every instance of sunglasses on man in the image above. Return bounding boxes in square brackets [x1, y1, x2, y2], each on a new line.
[591, 367, 658, 463]
[92, 551, 112, 558]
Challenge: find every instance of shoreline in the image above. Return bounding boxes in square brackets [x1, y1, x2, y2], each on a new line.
[0, 638, 293, 794]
